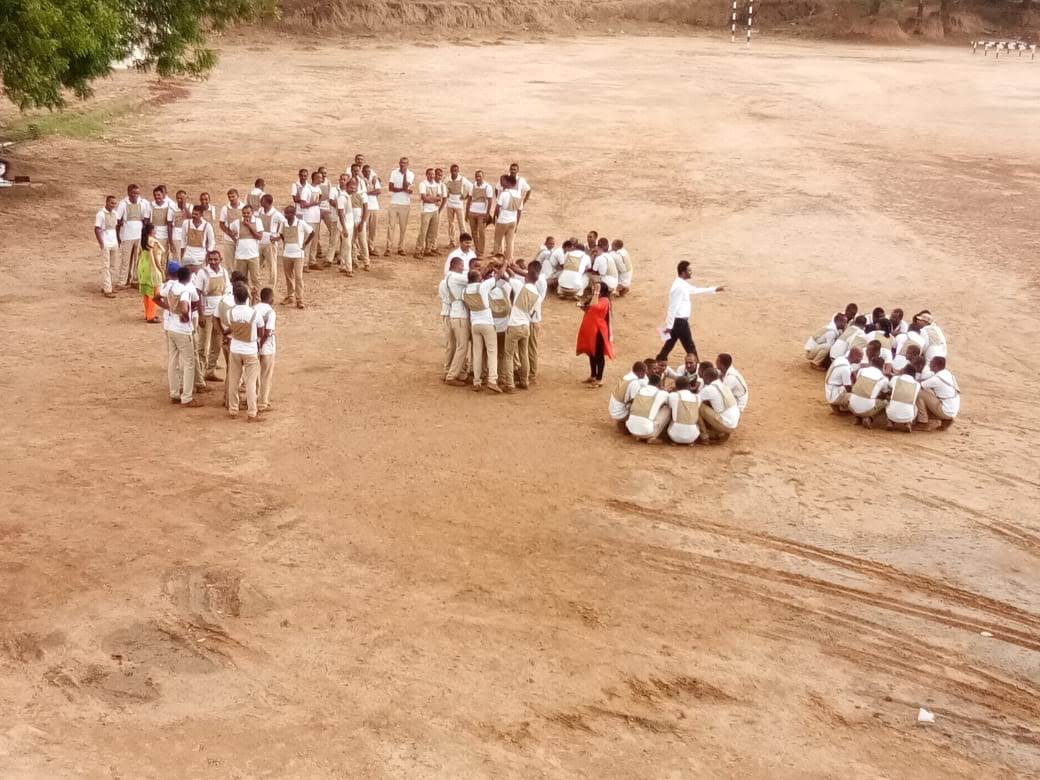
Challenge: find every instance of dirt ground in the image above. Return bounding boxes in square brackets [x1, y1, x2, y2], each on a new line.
[2, 32, 1039, 778]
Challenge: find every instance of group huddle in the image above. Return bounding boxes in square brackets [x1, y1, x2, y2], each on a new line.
[608, 353, 749, 444]
[804, 304, 960, 431]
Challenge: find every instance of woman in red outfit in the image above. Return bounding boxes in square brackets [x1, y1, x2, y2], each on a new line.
[575, 282, 614, 387]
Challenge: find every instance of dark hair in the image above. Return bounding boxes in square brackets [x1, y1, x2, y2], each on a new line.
[599, 282, 609, 298]
[854, 315, 867, 327]
[677, 260, 690, 275]
[141, 222, 154, 245]
[459, 232, 472, 242]
[529, 260, 542, 275]
[648, 374, 661, 387]
[233, 283, 250, 304]
[230, 271, 247, 284]
[702, 366, 720, 383]
[675, 376, 691, 391]
[931, 356, 947, 370]
[717, 353, 733, 369]
[870, 356, 885, 370]
[632, 361, 646, 374]
[260, 287, 273, 303]
[177, 266, 191, 283]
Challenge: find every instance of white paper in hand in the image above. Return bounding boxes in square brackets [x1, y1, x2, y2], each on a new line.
[656, 326, 668, 343]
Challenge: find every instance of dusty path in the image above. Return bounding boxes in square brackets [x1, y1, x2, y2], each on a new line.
[1, 34, 1039, 777]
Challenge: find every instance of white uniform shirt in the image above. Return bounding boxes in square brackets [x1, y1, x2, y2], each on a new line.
[848, 366, 889, 415]
[496, 189, 521, 224]
[365, 174, 381, 210]
[179, 219, 216, 266]
[116, 198, 151, 241]
[625, 387, 670, 437]
[721, 366, 749, 411]
[467, 181, 494, 214]
[921, 368, 960, 418]
[445, 271, 469, 319]
[290, 181, 307, 204]
[280, 218, 313, 259]
[608, 372, 647, 420]
[258, 208, 282, 245]
[825, 357, 852, 404]
[299, 186, 322, 222]
[558, 252, 591, 293]
[617, 248, 632, 285]
[665, 277, 716, 329]
[530, 277, 548, 324]
[389, 169, 414, 206]
[149, 196, 176, 240]
[886, 374, 920, 424]
[466, 278, 496, 327]
[419, 179, 441, 213]
[438, 278, 451, 317]
[830, 327, 863, 360]
[546, 247, 565, 279]
[160, 280, 195, 335]
[804, 321, 838, 352]
[490, 282, 511, 333]
[700, 380, 740, 429]
[193, 265, 231, 316]
[255, 302, 276, 356]
[95, 209, 119, 248]
[667, 389, 701, 444]
[228, 304, 259, 356]
[444, 248, 477, 276]
[232, 217, 262, 259]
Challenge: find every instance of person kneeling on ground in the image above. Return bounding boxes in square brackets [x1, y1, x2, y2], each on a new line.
[666, 376, 701, 445]
[697, 366, 740, 443]
[625, 374, 670, 442]
[825, 346, 859, 414]
[717, 353, 749, 412]
[805, 313, 846, 369]
[885, 365, 920, 433]
[609, 361, 648, 430]
[849, 355, 889, 429]
[915, 355, 960, 430]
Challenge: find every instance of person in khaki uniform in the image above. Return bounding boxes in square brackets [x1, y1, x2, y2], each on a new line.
[254, 287, 277, 413]
[493, 175, 523, 262]
[463, 266, 503, 393]
[386, 157, 414, 256]
[443, 256, 471, 385]
[347, 177, 370, 271]
[155, 264, 202, 408]
[465, 170, 494, 257]
[415, 168, 442, 258]
[95, 195, 120, 298]
[443, 164, 469, 248]
[362, 164, 381, 255]
[697, 366, 741, 442]
[257, 193, 281, 291]
[192, 250, 231, 382]
[170, 190, 192, 264]
[335, 173, 356, 276]
[277, 204, 314, 309]
[116, 183, 150, 287]
[318, 166, 339, 264]
[224, 283, 263, 422]
[500, 264, 542, 393]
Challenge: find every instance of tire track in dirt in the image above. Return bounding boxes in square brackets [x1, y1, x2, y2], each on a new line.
[910, 493, 1040, 560]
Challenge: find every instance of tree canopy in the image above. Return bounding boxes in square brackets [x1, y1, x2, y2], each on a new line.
[0, 0, 275, 110]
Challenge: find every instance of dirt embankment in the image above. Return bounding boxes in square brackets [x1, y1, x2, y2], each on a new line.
[277, 0, 1040, 43]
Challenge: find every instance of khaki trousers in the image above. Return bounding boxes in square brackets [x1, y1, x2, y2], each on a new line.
[234, 256, 261, 302]
[467, 213, 489, 256]
[807, 344, 829, 367]
[415, 210, 439, 254]
[228, 352, 260, 417]
[471, 323, 498, 386]
[634, 406, 671, 441]
[166, 330, 195, 403]
[699, 405, 734, 440]
[101, 247, 120, 293]
[446, 206, 466, 246]
[366, 210, 379, 251]
[259, 353, 276, 409]
[198, 314, 223, 374]
[528, 321, 541, 383]
[282, 257, 305, 303]
[502, 324, 530, 388]
[852, 399, 887, 421]
[119, 238, 141, 286]
[916, 389, 954, 423]
[259, 244, 278, 291]
[493, 221, 516, 260]
[352, 221, 369, 269]
[191, 324, 206, 390]
[320, 209, 338, 259]
[446, 318, 470, 380]
[305, 222, 322, 267]
[829, 391, 850, 413]
[387, 204, 410, 252]
[442, 316, 455, 374]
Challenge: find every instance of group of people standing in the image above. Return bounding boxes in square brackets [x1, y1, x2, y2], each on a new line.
[805, 304, 960, 431]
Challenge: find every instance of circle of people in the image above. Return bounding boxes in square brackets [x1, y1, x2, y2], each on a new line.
[804, 304, 960, 431]
[90, 155, 550, 419]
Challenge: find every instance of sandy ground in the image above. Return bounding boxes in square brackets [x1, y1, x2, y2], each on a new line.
[1, 32, 1039, 778]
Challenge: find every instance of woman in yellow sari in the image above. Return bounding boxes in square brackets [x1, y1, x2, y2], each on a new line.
[137, 223, 166, 323]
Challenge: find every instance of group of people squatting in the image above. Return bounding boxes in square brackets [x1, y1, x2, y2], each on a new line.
[804, 304, 960, 432]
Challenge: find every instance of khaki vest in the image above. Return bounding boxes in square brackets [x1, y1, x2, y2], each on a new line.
[849, 333, 869, 351]
[281, 221, 300, 246]
[615, 250, 630, 273]
[319, 183, 330, 202]
[205, 271, 226, 296]
[447, 178, 463, 195]
[563, 253, 583, 273]
[126, 202, 142, 221]
[489, 293, 511, 319]
[238, 218, 258, 239]
[630, 392, 657, 419]
[717, 382, 738, 410]
[872, 333, 893, 350]
[186, 225, 205, 248]
[924, 324, 945, 347]
[890, 377, 918, 405]
[224, 206, 242, 226]
[202, 208, 216, 228]
[852, 373, 880, 399]
[513, 285, 539, 316]
[471, 186, 488, 203]
[605, 254, 619, 278]
[507, 192, 523, 211]
[259, 212, 274, 232]
[350, 192, 365, 209]
[247, 191, 262, 209]
[724, 368, 748, 395]
[611, 376, 635, 404]
[153, 205, 169, 225]
[463, 289, 488, 313]
[839, 325, 861, 343]
[166, 289, 183, 313]
[675, 397, 700, 425]
[103, 211, 117, 230]
[229, 309, 257, 342]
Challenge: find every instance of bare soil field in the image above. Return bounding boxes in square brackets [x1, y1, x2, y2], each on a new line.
[1, 32, 1039, 778]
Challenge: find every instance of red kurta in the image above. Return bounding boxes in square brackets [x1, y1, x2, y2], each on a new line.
[575, 297, 615, 359]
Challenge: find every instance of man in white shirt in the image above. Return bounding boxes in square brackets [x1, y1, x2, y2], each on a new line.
[556, 240, 590, 299]
[438, 274, 453, 377]
[488, 268, 512, 381]
[116, 183, 151, 287]
[667, 376, 702, 445]
[698, 366, 740, 442]
[334, 172, 356, 275]
[716, 353, 749, 412]
[915, 311, 948, 361]
[613, 239, 632, 296]
[415, 168, 443, 258]
[465, 170, 495, 257]
[218, 188, 244, 274]
[255, 287, 277, 413]
[439, 164, 466, 249]
[223, 282, 262, 421]
[170, 190, 192, 263]
[805, 313, 846, 369]
[386, 157, 414, 256]
[533, 237, 554, 274]
[658, 261, 724, 361]
[290, 169, 308, 210]
[156, 264, 201, 407]
[180, 205, 217, 271]
[545, 239, 565, 293]
[443, 256, 471, 385]
[299, 172, 323, 270]
[95, 195, 120, 297]
[527, 261, 548, 384]
[231, 203, 263, 302]
[193, 249, 231, 382]
[198, 190, 218, 237]
[317, 166, 338, 264]
[626, 376, 671, 441]
[493, 174, 523, 262]
[346, 176, 370, 272]
[247, 178, 265, 210]
[824, 347, 858, 413]
[256, 194, 282, 290]
[885, 366, 920, 432]
[500, 264, 542, 393]
[664, 352, 701, 385]
[848, 356, 890, 428]
[508, 162, 532, 227]
[277, 204, 314, 310]
[590, 237, 619, 296]
[443, 234, 477, 276]
[149, 185, 175, 258]
[916, 356, 960, 430]
[609, 361, 649, 429]
[362, 164, 381, 255]
[463, 267, 503, 393]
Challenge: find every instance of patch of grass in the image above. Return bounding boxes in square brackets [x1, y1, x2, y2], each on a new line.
[0, 99, 136, 143]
